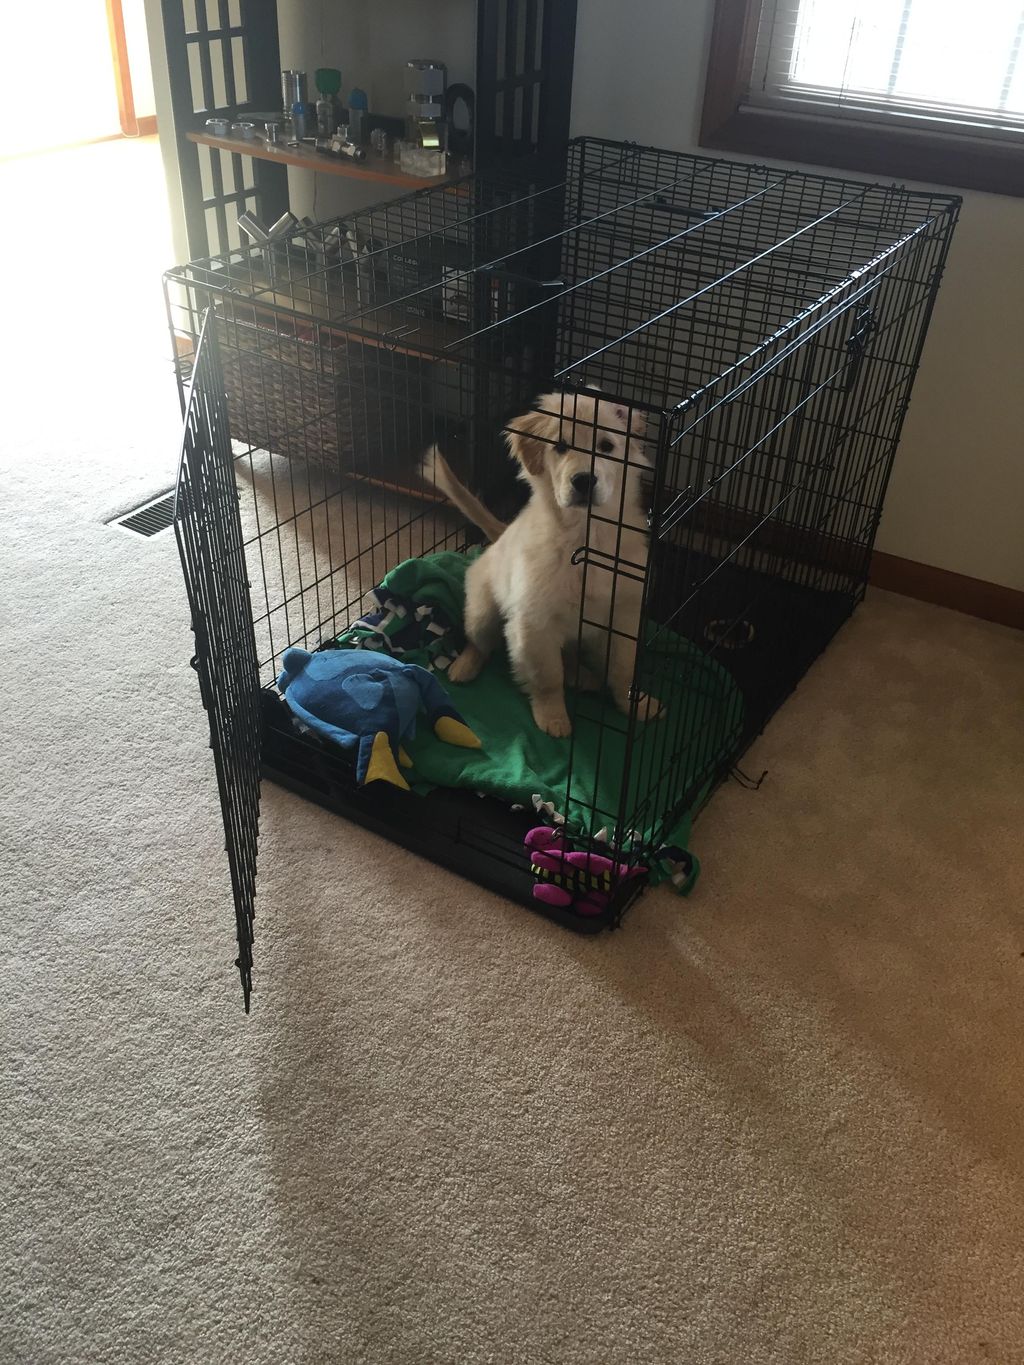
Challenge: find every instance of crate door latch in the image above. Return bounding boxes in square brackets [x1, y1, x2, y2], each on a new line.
[844, 305, 876, 391]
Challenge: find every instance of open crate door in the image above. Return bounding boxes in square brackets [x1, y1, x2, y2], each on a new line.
[174, 313, 261, 1010]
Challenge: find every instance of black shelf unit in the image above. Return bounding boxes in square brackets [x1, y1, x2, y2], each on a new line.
[159, 0, 579, 260]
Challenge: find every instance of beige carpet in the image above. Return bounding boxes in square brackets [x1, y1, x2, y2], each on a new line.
[3, 140, 1024, 1365]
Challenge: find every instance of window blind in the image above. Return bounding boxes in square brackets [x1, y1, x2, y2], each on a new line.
[748, 0, 1024, 139]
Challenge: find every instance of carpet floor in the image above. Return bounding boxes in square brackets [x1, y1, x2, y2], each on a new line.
[2, 140, 1024, 1365]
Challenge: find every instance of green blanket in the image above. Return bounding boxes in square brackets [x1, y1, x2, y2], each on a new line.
[333, 552, 744, 884]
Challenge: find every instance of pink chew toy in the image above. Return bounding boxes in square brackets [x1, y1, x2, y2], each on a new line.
[524, 826, 646, 916]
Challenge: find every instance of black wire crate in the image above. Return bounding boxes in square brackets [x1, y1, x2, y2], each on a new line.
[168, 136, 959, 1006]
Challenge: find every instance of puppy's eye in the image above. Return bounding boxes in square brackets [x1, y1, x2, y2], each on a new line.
[597, 438, 614, 454]
[554, 440, 569, 454]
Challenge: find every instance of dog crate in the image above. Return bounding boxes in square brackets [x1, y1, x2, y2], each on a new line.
[166, 137, 959, 1008]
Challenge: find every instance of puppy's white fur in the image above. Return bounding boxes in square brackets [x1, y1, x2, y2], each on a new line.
[423, 392, 658, 737]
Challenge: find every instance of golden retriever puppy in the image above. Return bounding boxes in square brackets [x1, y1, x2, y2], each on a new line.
[423, 391, 659, 737]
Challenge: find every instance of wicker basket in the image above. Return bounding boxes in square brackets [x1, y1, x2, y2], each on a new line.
[213, 306, 434, 483]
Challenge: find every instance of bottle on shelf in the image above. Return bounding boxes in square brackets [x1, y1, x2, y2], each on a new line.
[348, 88, 369, 145]
[315, 67, 342, 137]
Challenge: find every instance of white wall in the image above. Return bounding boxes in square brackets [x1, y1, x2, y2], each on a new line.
[144, 0, 189, 266]
[571, 0, 1024, 592]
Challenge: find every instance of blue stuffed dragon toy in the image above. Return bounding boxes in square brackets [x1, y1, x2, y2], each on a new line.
[277, 647, 481, 790]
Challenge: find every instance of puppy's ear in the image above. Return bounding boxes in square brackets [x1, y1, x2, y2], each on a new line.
[611, 402, 647, 440]
[505, 408, 552, 476]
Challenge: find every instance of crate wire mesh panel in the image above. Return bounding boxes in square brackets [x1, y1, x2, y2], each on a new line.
[168, 137, 959, 1003]
[174, 313, 261, 1008]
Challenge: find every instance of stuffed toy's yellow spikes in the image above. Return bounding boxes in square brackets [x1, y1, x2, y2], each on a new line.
[434, 716, 482, 748]
[366, 732, 411, 790]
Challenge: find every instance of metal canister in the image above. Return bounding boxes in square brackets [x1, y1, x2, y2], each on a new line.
[405, 59, 446, 130]
[268, 212, 301, 238]
[238, 211, 271, 244]
[281, 70, 308, 112]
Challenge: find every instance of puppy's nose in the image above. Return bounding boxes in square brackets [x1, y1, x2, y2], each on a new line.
[571, 472, 596, 496]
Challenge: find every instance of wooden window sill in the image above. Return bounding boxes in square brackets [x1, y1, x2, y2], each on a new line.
[701, 0, 1024, 198]
[703, 105, 1024, 198]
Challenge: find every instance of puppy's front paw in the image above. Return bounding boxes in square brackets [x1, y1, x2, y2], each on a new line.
[532, 700, 572, 738]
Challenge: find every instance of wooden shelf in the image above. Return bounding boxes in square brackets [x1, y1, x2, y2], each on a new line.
[187, 129, 451, 190]
[198, 257, 472, 361]
[253, 290, 469, 359]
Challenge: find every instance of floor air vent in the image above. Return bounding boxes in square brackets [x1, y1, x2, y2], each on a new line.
[109, 492, 176, 538]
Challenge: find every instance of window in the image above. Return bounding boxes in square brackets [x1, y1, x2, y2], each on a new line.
[701, 0, 1024, 196]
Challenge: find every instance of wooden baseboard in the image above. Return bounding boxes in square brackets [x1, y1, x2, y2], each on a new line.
[870, 552, 1024, 631]
[697, 500, 1023, 631]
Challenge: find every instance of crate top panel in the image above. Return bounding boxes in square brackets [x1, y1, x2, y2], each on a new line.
[165, 137, 960, 412]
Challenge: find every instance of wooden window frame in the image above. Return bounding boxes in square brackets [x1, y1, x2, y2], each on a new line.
[105, 0, 157, 139]
[700, 0, 1024, 197]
